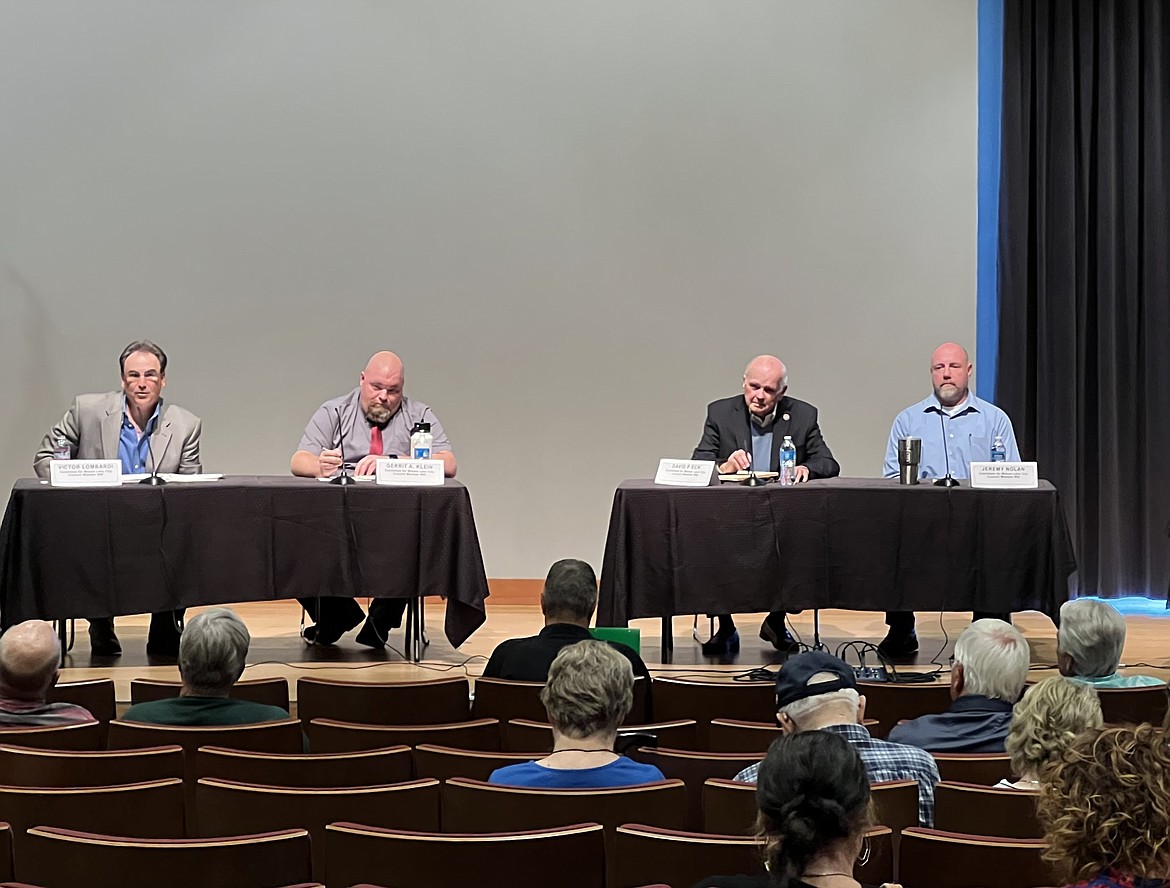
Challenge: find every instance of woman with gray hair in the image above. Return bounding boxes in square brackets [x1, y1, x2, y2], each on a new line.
[1057, 599, 1162, 689]
[996, 676, 1103, 790]
[488, 640, 664, 788]
[122, 608, 291, 725]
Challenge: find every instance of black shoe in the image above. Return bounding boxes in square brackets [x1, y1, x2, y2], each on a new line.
[701, 628, 740, 657]
[759, 617, 801, 653]
[355, 619, 387, 649]
[877, 631, 919, 658]
[146, 635, 181, 658]
[303, 607, 365, 646]
[88, 620, 122, 657]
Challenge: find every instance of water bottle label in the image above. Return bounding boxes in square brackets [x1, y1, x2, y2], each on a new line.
[413, 447, 432, 460]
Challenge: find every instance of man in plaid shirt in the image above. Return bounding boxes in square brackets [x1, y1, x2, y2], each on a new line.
[734, 650, 940, 827]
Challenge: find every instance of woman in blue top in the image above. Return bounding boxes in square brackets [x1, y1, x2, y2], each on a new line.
[488, 640, 664, 788]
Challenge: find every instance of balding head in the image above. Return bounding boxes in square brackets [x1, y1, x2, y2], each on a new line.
[930, 342, 972, 408]
[359, 351, 405, 424]
[0, 621, 61, 701]
[742, 355, 788, 417]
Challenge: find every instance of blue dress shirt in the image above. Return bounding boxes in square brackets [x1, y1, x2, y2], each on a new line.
[118, 398, 160, 475]
[883, 394, 1020, 480]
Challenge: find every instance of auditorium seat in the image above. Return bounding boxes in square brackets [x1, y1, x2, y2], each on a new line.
[323, 821, 606, 888]
[870, 780, 922, 854]
[503, 718, 699, 752]
[0, 721, 102, 751]
[897, 827, 1052, 888]
[626, 747, 764, 830]
[932, 781, 1042, 838]
[706, 718, 783, 753]
[131, 677, 290, 712]
[613, 824, 762, 888]
[411, 744, 542, 782]
[306, 717, 501, 753]
[196, 777, 440, 883]
[1096, 684, 1168, 725]
[0, 779, 185, 857]
[700, 778, 756, 835]
[930, 752, 1014, 785]
[20, 826, 313, 888]
[0, 744, 183, 787]
[651, 677, 775, 745]
[195, 744, 414, 787]
[296, 677, 470, 726]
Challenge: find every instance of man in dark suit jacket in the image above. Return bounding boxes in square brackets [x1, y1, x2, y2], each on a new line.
[692, 355, 840, 655]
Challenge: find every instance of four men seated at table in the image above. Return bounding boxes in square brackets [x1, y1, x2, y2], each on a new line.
[0, 620, 95, 726]
[32, 340, 200, 658]
[888, 619, 1030, 753]
[692, 354, 840, 656]
[291, 350, 457, 649]
[122, 608, 291, 726]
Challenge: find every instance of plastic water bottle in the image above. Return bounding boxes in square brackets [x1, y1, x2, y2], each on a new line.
[991, 435, 1006, 462]
[410, 422, 433, 460]
[52, 436, 71, 460]
[779, 435, 797, 486]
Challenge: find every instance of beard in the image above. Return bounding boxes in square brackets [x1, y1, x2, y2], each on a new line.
[364, 402, 393, 425]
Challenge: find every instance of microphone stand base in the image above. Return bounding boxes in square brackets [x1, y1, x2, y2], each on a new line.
[933, 476, 960, 488]
[330, 473, 358, 486]
[138, 475, 167, 485]
[744, 474, 766, 487]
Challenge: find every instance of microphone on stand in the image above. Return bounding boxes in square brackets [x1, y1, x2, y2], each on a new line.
[933, 409, 960, 487]
[330, 405, 357, 486]
[139, 432, 171, 485]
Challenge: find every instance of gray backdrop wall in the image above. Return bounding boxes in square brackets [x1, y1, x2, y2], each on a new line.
[1, 1, 978, 579]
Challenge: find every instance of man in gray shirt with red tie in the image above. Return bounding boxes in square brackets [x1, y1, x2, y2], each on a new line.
[290, 350, 457, 647]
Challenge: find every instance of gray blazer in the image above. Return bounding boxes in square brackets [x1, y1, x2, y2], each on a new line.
[33, 391, 202, 478]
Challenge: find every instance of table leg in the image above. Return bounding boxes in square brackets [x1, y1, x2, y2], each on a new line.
[660, 616, 673, 664]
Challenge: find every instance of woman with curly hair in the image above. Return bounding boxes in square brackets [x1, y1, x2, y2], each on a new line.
[1038, 723, 1170, 887]
[997, 675, 1103, 790]
[694, 730, 900, 888]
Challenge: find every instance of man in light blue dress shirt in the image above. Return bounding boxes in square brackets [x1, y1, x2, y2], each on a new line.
[878, 342, 1021, 657]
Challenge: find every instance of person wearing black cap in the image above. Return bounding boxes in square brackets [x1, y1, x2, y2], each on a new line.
[733, 651, 939, 827]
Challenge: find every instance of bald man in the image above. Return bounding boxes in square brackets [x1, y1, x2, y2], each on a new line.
[291, 351, 458, 647]
[692, 355, 840, 655]
[0, 621, 94, 725]
[878, 342, 1021, 657]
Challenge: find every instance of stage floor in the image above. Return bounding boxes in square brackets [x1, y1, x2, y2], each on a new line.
[55, 600, 1170, 706]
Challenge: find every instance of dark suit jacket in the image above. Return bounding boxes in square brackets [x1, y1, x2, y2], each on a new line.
[691, 395, 840, 478]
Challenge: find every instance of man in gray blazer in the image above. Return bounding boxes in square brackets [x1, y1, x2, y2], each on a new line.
[33, 340, 202, 657]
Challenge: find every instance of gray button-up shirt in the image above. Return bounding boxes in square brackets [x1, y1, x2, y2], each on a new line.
[297, 387, 452, 467]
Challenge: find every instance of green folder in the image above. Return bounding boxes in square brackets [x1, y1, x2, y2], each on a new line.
[590, 626, 641, 654]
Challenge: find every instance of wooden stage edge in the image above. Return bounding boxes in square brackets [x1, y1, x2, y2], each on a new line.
[53, 597, 1170, 707]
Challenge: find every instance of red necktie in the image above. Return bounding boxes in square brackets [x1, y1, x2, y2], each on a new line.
[369, 424, 383, 456]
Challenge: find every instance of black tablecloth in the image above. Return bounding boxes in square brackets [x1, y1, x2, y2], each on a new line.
[598, 477, 1076, 626]
[0, 477, 489, 647]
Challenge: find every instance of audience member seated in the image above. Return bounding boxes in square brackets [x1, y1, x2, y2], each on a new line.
[123, 608, 290, 725]
[482, 558, 651, 684]
[888, 619, 1029, 753]
[734, 651, 939, 827]
[488, 641, 664, 788]
[1038, 724, 1170, 888]
[0, 621, 94, 725]
[1057, 599, 1163, 689]
[997, 675, 1102, 791]
[695, 730, 902, 888]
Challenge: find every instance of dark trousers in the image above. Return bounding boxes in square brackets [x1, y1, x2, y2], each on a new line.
[88, 610, 185, 644]
[298, 597, 408, 633]
[885, 610, 1012, 635]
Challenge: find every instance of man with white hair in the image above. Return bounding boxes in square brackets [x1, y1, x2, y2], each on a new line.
[122, 609, 290, 726]
[0, 621, 94, 725]
[1057, 599, 1162, 688]
[888, 619, 1030, 753]
[733, 651, 939, 826]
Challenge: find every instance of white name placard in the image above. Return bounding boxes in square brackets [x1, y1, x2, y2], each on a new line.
[654, 459, 716, 487]
[969, 461, 1039, 489]
[49, 460, 122, 488]
[375, 458, 444, 486]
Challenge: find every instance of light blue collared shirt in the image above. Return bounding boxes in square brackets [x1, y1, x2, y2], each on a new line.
[883, 393, 1020, 480]
[118, 396, 160, 475]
